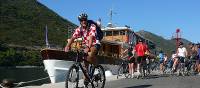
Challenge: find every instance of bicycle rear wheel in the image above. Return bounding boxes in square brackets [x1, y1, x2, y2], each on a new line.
[92, 65, 106, 88]
[65, 65, 80, 88]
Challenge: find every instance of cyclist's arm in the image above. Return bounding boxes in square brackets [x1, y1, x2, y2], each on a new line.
[88, 35, 94, 49]
[185, 47, 188, 57]
[65, 36, 76, 52]
[132, 49, 135, 56]
[145, 44, 150, 55]
[88, 25, 96, 49]
[65, 28, 80, 52]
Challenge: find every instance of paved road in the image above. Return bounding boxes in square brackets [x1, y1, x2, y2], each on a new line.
[24, 73, 200, 88]
[105, 75, 200, 88]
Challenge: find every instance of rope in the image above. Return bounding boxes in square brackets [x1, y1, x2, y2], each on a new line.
[15, 76, 49, 87]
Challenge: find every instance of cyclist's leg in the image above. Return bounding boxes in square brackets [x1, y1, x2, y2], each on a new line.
[198, 59, 200, 74]
[87, 47, 98, 65]
[178, 57, 185, 76]
[128, 57, 134, 76]
[195, 57, 199, 72]
[132, 57, 136, 76]
[196, 59, 200, 74]
[177, 57, 181, 75]
[136, 56, 142, 77]
[172, 57, 178, 72]
[128, 63, 132, 75]
[134, 58, 137, 72]
[159, 60, 164, 74]
[83, 46, 98, 86]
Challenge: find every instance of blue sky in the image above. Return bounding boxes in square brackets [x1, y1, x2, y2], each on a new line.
[38, 0, 200, 43]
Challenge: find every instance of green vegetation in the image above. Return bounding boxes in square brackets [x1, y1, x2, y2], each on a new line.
[0, 0, 77, 66]
[0, 0, 77, 47]
[0, 41, 41, 66]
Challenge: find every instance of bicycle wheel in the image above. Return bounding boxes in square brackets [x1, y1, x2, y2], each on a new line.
[117, 65, 129, 79]
[124, 65, 129, 78]
[92, 65, 106, 88]
[65, 65, 80, 88]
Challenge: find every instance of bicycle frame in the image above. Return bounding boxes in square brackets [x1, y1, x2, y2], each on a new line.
[72, 49, 95, 87]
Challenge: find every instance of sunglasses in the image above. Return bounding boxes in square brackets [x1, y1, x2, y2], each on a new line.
[80, 19, 87, 22]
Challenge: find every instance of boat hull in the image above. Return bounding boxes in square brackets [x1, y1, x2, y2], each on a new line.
[40, 48, 123, 83]
[43, 60, 74, 83]
[41, 49, 76, 83]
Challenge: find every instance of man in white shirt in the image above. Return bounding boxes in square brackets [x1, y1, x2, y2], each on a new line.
[176, 42, 188, 76]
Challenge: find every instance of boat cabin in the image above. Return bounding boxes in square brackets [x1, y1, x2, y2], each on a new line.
[99, 26, 132, 58]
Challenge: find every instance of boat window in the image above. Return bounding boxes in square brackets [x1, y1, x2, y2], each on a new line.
[105, 31, 112, 36]
[120, 30, 125, 35]
[113, 31, 119, 36]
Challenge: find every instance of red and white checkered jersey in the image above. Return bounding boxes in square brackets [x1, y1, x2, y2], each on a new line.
[72, 24, 97, 47]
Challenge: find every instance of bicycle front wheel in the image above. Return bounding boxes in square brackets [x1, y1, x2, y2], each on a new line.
[65, 65, 80, 88]
[92, 65, 106, 88]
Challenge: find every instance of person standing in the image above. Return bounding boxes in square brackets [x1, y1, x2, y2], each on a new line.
[134, 39, 149, 78]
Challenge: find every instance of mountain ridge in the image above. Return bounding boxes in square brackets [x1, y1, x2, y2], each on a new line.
[136, 30, 192, 55]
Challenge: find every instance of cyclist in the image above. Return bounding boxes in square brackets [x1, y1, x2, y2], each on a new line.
[64, 13, 101, 85]
[197, 43, 200, 75]
[172, 50, 178, 72]
[176, 42, 188, 76]
[134, 39, 149, 78]
[158, 50, 164, 74]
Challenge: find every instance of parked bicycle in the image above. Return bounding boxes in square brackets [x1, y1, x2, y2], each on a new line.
[65, 47, 106, 88]
[139, 56, 151, 78]
[116, 56, 130, 79]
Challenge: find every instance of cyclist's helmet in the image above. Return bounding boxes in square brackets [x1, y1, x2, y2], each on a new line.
[78, 13, 88, 21]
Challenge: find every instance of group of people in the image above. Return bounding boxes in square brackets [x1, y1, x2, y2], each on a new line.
[121, 39, 149, 78]
[123, 41, 200, 77]
[158, 42, 200, 75]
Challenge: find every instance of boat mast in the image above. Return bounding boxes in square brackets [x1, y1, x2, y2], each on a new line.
[108, 8, 116, 27]
[45, 25, 50, 48]
[109, 8, 113, 25]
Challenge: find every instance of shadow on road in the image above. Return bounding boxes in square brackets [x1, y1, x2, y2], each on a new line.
[125, 84, 152, 88]
[144, 75, 160, 79]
